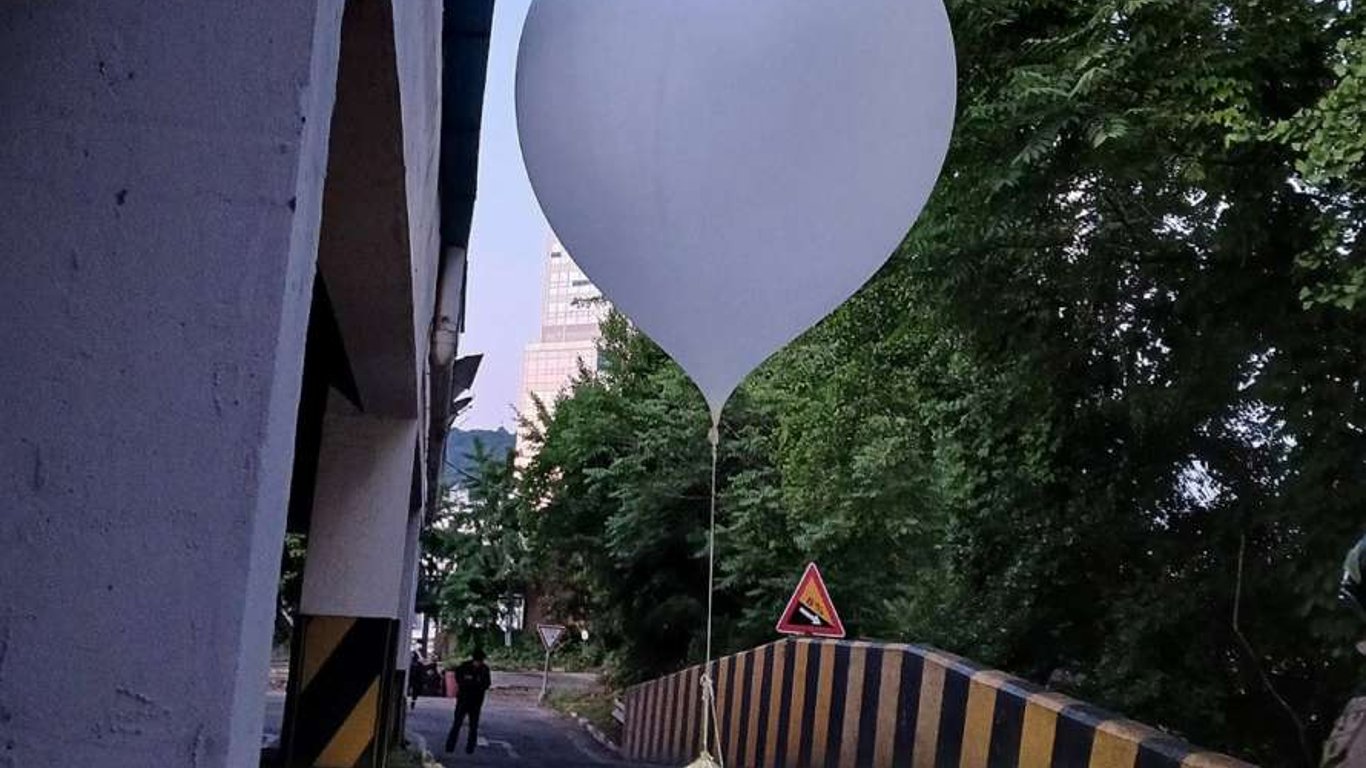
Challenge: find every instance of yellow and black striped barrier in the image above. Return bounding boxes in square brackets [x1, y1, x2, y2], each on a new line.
[622, 638, 1253, 767]
[281, 615, 400, 767]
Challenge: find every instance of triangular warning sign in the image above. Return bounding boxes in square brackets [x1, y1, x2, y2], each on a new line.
[537, 624, 566, 651]
[776, 562, 845, 638]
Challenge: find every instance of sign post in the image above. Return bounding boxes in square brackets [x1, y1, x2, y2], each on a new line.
[536, 623, 566, 702]
[776, 562, 846, 638]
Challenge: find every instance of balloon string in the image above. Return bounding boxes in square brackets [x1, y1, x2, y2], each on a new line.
[698, 419, 723, 767]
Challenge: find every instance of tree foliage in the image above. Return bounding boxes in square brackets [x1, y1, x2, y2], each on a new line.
[421, 440, 528, 638]
[506, 1, 1364, 764]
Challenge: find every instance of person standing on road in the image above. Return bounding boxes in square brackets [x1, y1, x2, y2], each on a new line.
[445, 648, 492, 755]
[409, 649, 425, 710]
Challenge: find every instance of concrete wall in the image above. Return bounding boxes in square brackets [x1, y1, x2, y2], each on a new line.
[0, 2, 345, 766]
[622, 638, 1253, 768]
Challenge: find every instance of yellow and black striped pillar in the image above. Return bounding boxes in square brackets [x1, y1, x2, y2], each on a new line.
[281, 615, 400, 768]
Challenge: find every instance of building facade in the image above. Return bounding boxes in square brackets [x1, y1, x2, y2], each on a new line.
[516, 237, 609, 456]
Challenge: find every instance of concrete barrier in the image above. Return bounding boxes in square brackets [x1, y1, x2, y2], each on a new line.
[621, 638, 1253, 767]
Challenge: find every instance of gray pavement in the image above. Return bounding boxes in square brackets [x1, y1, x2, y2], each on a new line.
[408, 692, 621, 767]
[264, 679, 649, 768]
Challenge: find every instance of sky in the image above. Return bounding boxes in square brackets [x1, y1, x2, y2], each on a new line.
[460, 0, 547, 432]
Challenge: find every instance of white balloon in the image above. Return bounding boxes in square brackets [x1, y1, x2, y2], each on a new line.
[516, 0, 956, 421]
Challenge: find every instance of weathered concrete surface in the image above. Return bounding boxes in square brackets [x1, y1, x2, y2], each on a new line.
[396, 509, 425, 667]
[299, 394, 419, 619]
[0, 2, 345, 766]
[394, 0, 445, 408]
[312, 0, 443, 422]
[315, 0, 416, 420]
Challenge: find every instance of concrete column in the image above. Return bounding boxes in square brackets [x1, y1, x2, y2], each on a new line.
[299, 400, 418, 621]
[279, 393, 417, 768]
[397, 510, 424, 669]
[278, 0, 443, 763]
[0, 2, 344, 767]
[387, 508, 425, 749]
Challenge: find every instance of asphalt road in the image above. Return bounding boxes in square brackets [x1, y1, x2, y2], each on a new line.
[264, 682, 652, 768]
[407, 692, 623, 767]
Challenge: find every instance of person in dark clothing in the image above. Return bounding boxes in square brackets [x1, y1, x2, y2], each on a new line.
[408, 649, 424, 710]
[445, 648, 492, 755]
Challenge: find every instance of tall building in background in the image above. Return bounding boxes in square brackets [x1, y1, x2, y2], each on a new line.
[517, 236, 609, 457]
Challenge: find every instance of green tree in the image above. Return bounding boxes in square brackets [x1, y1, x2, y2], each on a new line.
[423, 440, 528, 641]
[519, 313, 720, 682]
[515, 0, 1366, 763]
[882, 1, 1366, 761]
[1267, 34, 1366, 310]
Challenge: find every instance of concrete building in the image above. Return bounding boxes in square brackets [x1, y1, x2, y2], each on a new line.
[516, 237, 609, 457]
[0, 2, 494, 766]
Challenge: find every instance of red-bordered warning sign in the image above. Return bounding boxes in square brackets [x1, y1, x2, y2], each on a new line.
[776, 562, 845, 638]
